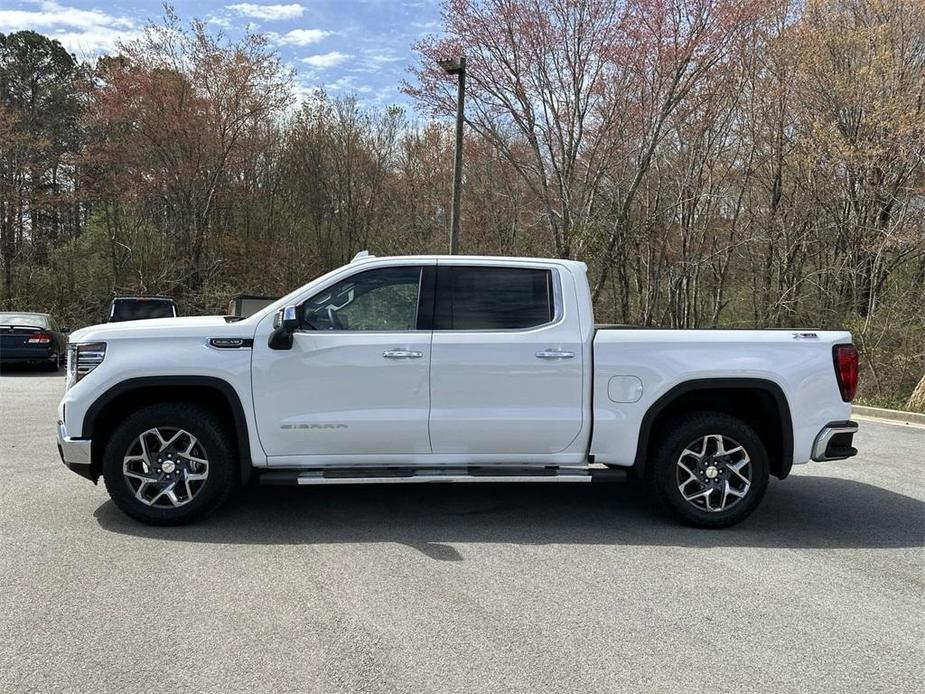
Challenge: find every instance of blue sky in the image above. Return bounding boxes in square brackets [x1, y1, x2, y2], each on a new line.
[0, 1, 443, 107]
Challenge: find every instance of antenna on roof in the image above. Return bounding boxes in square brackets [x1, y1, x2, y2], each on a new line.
[351, 250, 374, 262]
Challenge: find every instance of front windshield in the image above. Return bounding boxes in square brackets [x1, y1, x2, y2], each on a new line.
[0, 313, 49, 328]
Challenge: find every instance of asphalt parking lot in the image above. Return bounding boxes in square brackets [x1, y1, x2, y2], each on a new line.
[1, 367, 923, 693]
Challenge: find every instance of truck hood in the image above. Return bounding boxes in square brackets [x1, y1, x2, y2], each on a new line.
[68, 315, 252, 343]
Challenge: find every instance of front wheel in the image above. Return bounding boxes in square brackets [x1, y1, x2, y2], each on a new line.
[102, 403, 237, 525]
[646, 411, 770, 528]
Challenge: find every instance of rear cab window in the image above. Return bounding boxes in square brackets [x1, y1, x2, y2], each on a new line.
[434, 266, 556, 330]
[110, 299, 177, 322]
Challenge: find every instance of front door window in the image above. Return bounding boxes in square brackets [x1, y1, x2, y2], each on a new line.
[303, 267, 422, 331]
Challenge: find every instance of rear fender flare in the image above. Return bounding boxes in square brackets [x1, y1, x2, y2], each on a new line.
[632, 378, 794, 479]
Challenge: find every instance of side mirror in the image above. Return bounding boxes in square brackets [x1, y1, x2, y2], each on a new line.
[269, 305, 299, 350]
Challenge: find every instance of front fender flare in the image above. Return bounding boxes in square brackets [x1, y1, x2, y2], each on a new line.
[82, 376, 254, 485]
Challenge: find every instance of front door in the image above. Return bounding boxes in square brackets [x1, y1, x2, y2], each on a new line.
[252, 263, 434, 460]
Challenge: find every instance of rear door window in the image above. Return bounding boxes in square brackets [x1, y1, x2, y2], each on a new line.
[434, 266, 555, 330]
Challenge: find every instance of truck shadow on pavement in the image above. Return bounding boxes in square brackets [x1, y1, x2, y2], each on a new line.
[94, 475, 925, 558]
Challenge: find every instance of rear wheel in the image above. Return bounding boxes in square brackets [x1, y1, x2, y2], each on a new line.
[102, 403, 236, 525]
[646, 411, 769, 528]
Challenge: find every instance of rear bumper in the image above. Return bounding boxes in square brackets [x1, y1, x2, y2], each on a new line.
[56, 420, 95, 482]
[1, 347, 55, 362]
[811, 420, 858, 461]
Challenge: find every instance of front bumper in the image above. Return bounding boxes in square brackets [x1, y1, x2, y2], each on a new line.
[57, 420, 96, 482]
[811, 420, 858, 461]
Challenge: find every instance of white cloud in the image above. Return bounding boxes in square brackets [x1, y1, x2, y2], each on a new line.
[0, 1, 134, 31]
[412, 19, 441, 32]
[364, 49, 402, 65]
[226, 3, 305, 21]
[277, 28, 332, 46]
[324, 75, 370, 94]
[53, 26, 137, 54]
[349, 48, 403, 73]
[0, 1, 136, 54]
[291, 80, 322, 104]
[301, 51, 349, 68]
[324, 75, 353, 91]
[206, 14, 233, 28]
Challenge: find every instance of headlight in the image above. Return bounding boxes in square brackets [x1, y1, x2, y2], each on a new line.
[67, 342, 107, 387]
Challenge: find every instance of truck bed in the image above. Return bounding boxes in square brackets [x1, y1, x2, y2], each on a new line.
[589, 327, 853, 468]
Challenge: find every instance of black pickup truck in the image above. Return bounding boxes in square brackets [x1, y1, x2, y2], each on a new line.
[107, 296, 178, 322]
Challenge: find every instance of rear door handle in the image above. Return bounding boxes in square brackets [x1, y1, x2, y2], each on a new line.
[383, 350, 424, 359]
[535, 350, 575, 360]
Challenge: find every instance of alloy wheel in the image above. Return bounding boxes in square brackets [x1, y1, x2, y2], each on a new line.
[122, 427, 209, 507]
[676, 434, 751, 513]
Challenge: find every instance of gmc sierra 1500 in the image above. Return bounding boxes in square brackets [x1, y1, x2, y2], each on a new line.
[57, 253, 859, 527]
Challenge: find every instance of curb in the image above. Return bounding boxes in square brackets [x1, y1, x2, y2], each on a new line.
[852, 405, 925, 426]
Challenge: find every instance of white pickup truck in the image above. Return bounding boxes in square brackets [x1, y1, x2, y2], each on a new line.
[57, 253, 859, 528]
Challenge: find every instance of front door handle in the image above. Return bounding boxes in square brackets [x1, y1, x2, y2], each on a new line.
[383, 350, 424, 359]
[536, 350, 575, 360]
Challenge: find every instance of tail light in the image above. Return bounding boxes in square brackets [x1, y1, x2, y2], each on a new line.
[27, 332, 52, 344]
[833, 344, 859, 402]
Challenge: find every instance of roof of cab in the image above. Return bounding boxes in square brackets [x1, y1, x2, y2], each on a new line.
[110, 296, 177, 302]
[349, 251, 587, 272]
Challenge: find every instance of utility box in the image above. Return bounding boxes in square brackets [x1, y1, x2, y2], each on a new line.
[227, 295, 276, 318]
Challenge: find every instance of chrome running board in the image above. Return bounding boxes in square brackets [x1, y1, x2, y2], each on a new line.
[259, 466, 627, 486]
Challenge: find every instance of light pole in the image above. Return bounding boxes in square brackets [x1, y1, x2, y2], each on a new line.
[438, 56, 465, 255]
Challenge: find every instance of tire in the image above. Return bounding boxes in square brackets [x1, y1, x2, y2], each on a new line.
[42, 352, 61, 371]
[102, 402, 237, 525]
[646, 411, 769, 528]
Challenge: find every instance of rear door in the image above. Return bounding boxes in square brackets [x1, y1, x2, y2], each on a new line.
[428, 263, 584, 455]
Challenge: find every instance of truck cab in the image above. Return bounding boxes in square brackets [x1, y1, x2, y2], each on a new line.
[253, 256, 590, 465]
